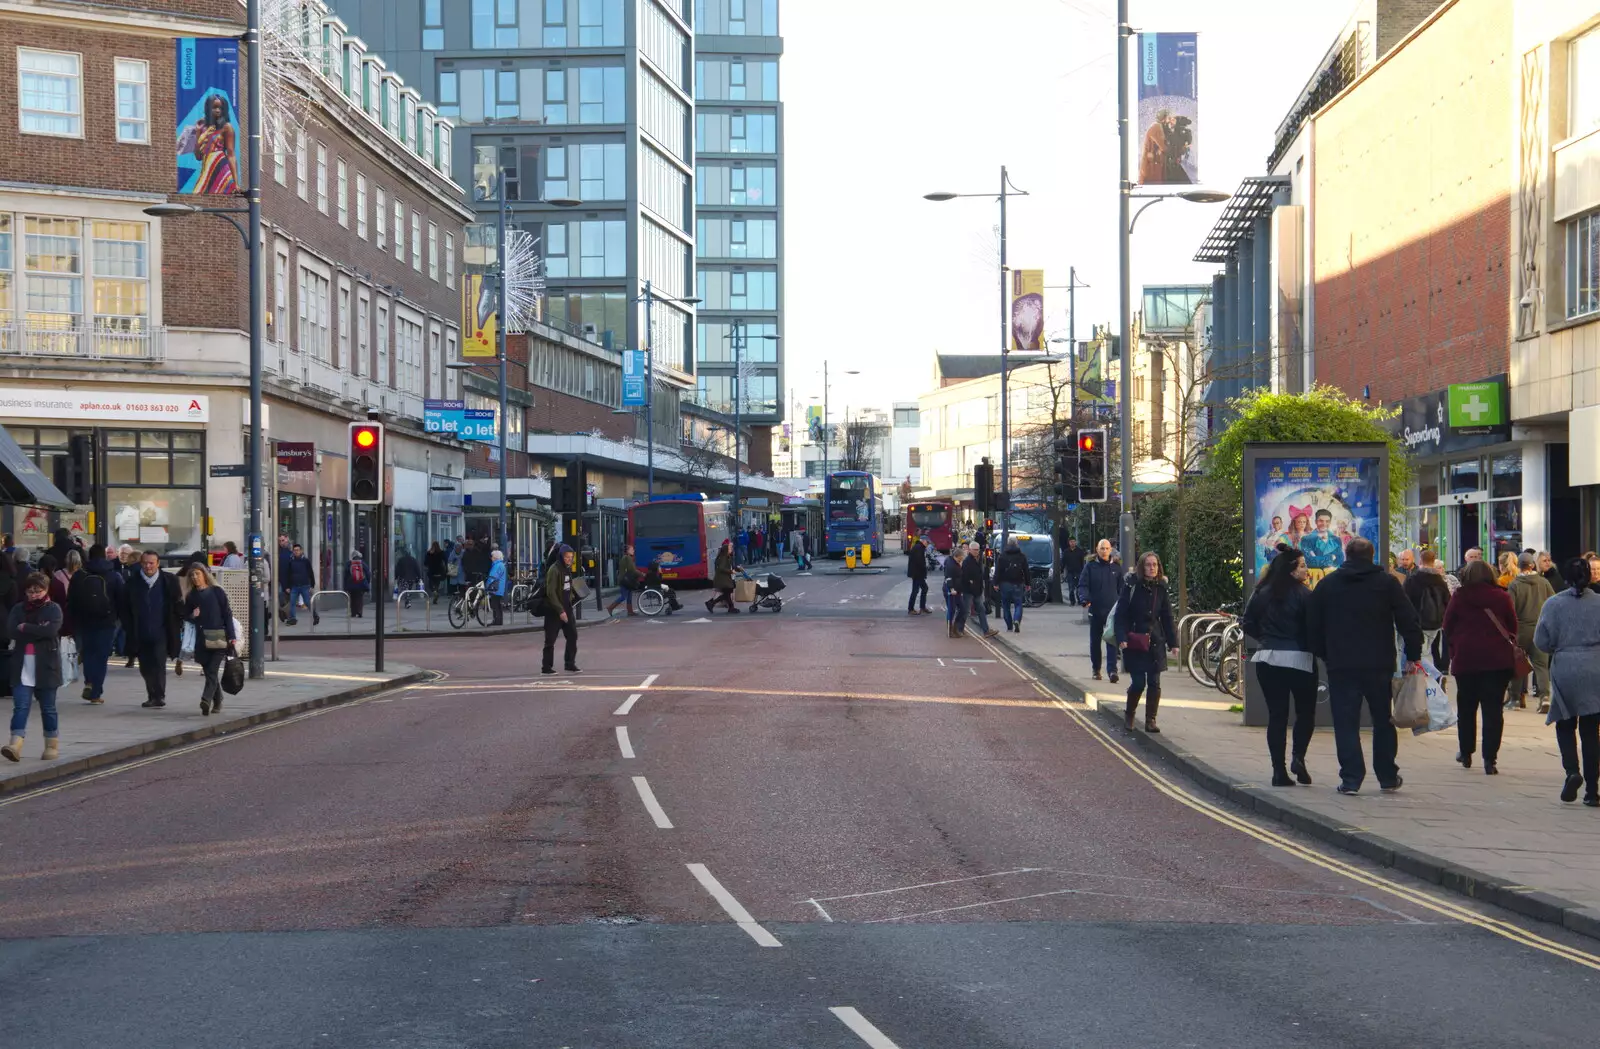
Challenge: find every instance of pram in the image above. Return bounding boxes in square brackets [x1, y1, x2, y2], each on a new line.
[749, 573, 785, 613]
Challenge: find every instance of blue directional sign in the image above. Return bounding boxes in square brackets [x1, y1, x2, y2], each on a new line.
[623, 349, 647, 407]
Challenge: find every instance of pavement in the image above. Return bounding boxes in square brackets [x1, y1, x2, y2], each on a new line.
[994, 600, 1600, 938]
[7, 554, 1600, 1046]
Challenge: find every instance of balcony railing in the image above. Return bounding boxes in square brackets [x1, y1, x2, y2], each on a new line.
[0, 322, 164, 361]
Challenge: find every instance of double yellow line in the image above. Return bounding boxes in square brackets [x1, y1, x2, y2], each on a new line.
[976, 636, 1600, 971]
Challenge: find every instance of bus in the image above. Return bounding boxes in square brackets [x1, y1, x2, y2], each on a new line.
[824, 471, 883, 557]
[627, 494, 731, 585]
[903, 499, 956, 554]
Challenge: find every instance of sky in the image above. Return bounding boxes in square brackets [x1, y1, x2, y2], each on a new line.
[778, 0, 1356, 421]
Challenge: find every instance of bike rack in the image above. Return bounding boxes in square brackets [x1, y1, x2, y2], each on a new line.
[510, 583, 532, 623]
[394, 589, 430, 632]
[1179, 613, 1232, 661]
[308, 590, 352, 634]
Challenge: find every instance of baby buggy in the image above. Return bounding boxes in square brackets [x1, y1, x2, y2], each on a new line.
[749, 573, 785, 613]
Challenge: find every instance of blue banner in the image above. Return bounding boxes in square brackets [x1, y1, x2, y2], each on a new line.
[461, 409, 497, 441]
[176, 38, 240, 195]
[1135, 32, 1198, 186]
[623, 349, 647, 406]
[424, 400, 495, 442]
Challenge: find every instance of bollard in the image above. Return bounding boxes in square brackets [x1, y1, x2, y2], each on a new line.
[861, 545, 872, 567]
[845, 547, 857, 570]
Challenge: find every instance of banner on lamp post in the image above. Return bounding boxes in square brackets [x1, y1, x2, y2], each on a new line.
[176, 38, 240, 194]
[1136, 32, 1199, 186]
[462, 274, 498, 357]
[1009, 269, 1045, 352]
[622, 349, 647, 406]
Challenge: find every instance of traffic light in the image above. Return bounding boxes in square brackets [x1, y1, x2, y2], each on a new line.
[974, 459, 993, 514]
[348, 422, 385, 504]
[552, 460, 588, 513]
[1076, 427, 1108, 503]
[1052, 435, 1079, 502]
[53, 433, 94, 506]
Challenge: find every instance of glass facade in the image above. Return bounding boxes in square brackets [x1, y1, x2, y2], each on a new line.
[1403, 450, 1524, 563]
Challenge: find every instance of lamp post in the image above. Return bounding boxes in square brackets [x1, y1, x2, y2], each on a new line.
[634, 281, 700, 501]
[142, 0, 265, 679]
[724, 320, 780, 521]
[812, 362, 860, 485]
[924, 166, 1029, 547]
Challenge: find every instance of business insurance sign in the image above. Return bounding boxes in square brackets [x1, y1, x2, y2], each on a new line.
[1136, 32, 1199, 186]
[0, 388, 210, 423]
[424, 400, 496, 441]
[1009, 269, 1045, 352]
[176, 38, 240, 195]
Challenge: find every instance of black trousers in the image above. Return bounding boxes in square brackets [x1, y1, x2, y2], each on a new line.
[137, 638, 168, 700]
[1556, 713, 1600, 796]
[1456, 669, 1512, 763]
[908, 578, 929, 611]
[490, 594, 503, 624]
[1088, 610, 1118, 675]
[542, 612, 577, 670]
[708, 587, 736, 612]
[349, 590, 364, 617]
[1256, 662, 1318, 770]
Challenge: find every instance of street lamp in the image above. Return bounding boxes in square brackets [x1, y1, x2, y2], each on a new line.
[635, 282, 699, 502]
[724, 320, 780, 522]
[811, 363, 860, 485]
[140, 0, 265, 679]
[924, 166, 1029, 546]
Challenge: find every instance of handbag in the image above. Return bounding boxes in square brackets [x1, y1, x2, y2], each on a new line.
[1482, 608, 1534, 678]
[221, 654, 245, 695]
[202, 628, 229, 651]
[1125, 632, 1151, 652]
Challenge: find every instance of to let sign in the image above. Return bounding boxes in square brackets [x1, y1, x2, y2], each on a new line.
[276, 441, 315, 471]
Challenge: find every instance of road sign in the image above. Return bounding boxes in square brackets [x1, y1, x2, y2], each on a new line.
[209, 463, 249, 478]
[276, 441, 315, 471]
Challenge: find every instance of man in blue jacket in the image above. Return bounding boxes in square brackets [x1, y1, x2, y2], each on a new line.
[1077, 539, 1123, 682]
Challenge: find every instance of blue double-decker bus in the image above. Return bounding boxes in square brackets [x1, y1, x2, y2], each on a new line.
[824, 471, 882, 557]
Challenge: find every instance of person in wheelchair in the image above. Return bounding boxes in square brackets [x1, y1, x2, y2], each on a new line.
[641, 560, 681, 614]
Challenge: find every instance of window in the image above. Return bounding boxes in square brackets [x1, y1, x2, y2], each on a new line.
[444, 233, 456, 290]
[411, 213, 422, 271]
[295, 131, 308, 199]
[0, 215, 11, 322]
[578, 66, 625, 123]
[894, 408, 919, 428]
[445, 330, 460, 397]
[393, 199, 405, 261]
[375, 186, 387, 249]
[472, 0, 518, 48]
[23, 217, 82, 331]
[315, 143, 328, 213]
[336, 160, 348, 227]
[297, 265, 331, 361]
[274, 142, 286, 185]
[1569, 209, 1600, 319]
[272, 246, 288, 343]
[355, 289, 370, 377]
[545, 222, 568, 277]
[402, 94, 417, 148]
[437, 71, 458, 119]
[496, 69, 518, 120]
[695, 268, 778, 310]
[114, 59, 148, 143]
[731, 113, 775, 153]
[376, 299, 390, 385]
[89, 220, 148, 332]
[1572, 26, 1600, 138]
[545, 145, 568, 198]
[423, 0, 445, 50]
[356, 175, 368, 239]
[579, 143, 627, 200]
[729, 0, 746, 34]
[545, 69, 567, 124]
[395, 312, 424, 395]
[696, 217, 777, 259]
[428, 223, 439, 281]
[18, 49, 81, 137]
[337, 279, 351, 370]
[578, 220, 626, 277]
[385, 80, 400, 136]
[696, 163, 776, 206]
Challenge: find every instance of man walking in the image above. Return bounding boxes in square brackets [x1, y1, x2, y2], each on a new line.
[995, 538, 1031, 633]
[1508, 552, 1555, 712]
[285, 543, 316, 625]
[123, 550, 182, 708]
[1308, 538, 1423, 795]
[541, 544, 580, 675]
[1078, 539, 1122, 682]
[69, 543, 124, 703]
[1061, 537, 1087, 606]
[961, 540, 998, 638]
[462, 536, 491, 587]
[1404, 548, 1452, 670]
[906, 536, 930, 615]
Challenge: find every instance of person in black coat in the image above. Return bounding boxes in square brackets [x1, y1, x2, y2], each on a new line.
[995, 539, 1031, 632]
[1061, 537, 1088, 607]
[1114, 552, 1177, 732]
[906, 536, 930, 615]
[1307, 538, 1424, 795]
[425, 541, 448, 603]
[960, 541, 997, 638]
[1077, 539, 1123, 682]
[3, 572, 64, 762]
[1243, 544, 1318, 786]
[182, 563, 237, 716]
[122, 550, 184, 708]
[942, 547, 967, 637]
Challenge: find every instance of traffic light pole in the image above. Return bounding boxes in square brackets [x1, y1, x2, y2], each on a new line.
[373, 506, 385, 672]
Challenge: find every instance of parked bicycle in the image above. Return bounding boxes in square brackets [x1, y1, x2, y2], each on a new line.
[447, 581, 491, 629]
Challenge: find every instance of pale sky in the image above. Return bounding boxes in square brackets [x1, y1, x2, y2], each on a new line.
[779, 0, 1356, 420]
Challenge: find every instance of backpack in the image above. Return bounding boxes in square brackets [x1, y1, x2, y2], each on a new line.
[75, 572, 113, 622]
[350, 560, 365, 583]
[1416, 578, 1446, 631]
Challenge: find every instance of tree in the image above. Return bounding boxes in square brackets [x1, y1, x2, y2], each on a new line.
[1006, 354, 1080, 596]
[676, 420, 733, 491]
[838, 417, 888, 473]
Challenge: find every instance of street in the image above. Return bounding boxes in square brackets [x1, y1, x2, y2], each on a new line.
[3, 553, 1599, 1048]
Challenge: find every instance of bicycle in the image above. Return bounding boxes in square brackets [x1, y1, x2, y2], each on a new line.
[447, 582, 492, 629]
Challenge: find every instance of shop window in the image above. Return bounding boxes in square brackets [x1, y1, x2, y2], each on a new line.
[1447, 457, 1481, 495]
[1490, 452, 1522, 499]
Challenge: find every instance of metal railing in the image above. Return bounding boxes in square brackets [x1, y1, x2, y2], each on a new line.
[308, 590, 351, 633]
[0, 321, 164, 360]
[394, 588, 430, 631]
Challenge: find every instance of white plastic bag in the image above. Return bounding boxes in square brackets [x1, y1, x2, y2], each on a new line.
[1392, 669, 1430, 729]
[1411, 653, 1457, 736]
[179, 621, 196, 661]
[59, 636, 78, 685]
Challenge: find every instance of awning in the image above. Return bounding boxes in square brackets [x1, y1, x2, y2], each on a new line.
[0, 424, 74, 510]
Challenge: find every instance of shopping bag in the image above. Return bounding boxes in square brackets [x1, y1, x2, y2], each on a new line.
[179, 622, 196, 661]
[1101, 601, 1119, 646]
[734, 578, 759, 604]
[220, 655, 245, 695]
[59, 637, 78, 685]
[1391, 669, 1431, 729]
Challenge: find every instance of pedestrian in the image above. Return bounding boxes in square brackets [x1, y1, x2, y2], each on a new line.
[735, 528, 749, 565]
[1307, 537, 1423, 795]
[1540, 551, 1562, 592]
[1508, 552, 1556, 713]
[285, 543, 316, 624]
[426, 541, 448, 603]
[995, 538, 1030, 633]
[123, 550, 183, 709]
[464, 536, 492, 586]
[1459, 547, 1484, 578]
[68, 543, 122, 704]
[182, 562, 237, 717]
[55, 549, 81, 638]
[1495, 551, 1518, 589]
[1441, 559, 1518, 774]
[1404, 548, 1452, 673]
[1244, 543, 1318, 786]
[1078, 539, 1122, 683]
[608, 543, 639, 617]
[1061, 537, 1087, 606]
[1395, 548, 1416, 578]
[344, 550, 369, 618]
[448, 536, 465, 595]
[2, 572, 64, 763]
[1113, 551, 1177, 732]
[706, 539, 740, 614]
[1535, 557, 1600, 805]
[219, 541, 244, 569]
[116, 544, 139, 667]
[958, 540, 997, 638]
[276, 534, 294, 609]
[34, 554, 68, 625]
[394, 546, 421, 595]
[486, 549, 508, 625]
[541, 544, 581, 674]
[45, 527, 75, 570]
[906, 536, 930, 616]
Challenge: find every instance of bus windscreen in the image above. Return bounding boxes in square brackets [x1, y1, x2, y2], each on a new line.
[633, 503, 699, 538]
[910, 506, 948, 529]
[828, 477, 872, 521]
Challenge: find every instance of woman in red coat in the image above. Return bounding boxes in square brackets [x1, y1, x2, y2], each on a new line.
[1442, 560, 1519, 774]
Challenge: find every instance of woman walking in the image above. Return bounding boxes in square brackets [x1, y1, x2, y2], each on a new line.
[906, 536, 930, 616]
[344, 551, 370, 617]
[706, 539, 740, 614]
[3, 573, 63, 762]
[1243, 544, 1318, 786]
[183, 563, 237, 716]
[1114, 552, 1176, 733]
[943, 546, 967, 637]
[1442, 560, 1518, 773]
[425, 541, 448, 603]
[609, 543, 640, 616]
[1535, 557, 1600, 805]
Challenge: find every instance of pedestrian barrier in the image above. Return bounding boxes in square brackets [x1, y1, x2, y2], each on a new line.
[394, 588, 430, 632]
[308, 590, 352, 634]
[510, 583, 535, 623]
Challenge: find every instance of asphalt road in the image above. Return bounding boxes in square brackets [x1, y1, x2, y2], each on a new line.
[4, 551, 1600, 1047]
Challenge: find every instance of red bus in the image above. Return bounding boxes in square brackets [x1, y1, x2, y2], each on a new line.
[627, 495, 731, 585]
[903, 499, 956, 554]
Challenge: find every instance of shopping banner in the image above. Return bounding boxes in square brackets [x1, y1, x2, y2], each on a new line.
[463, 274, 498, 357]
[176, 38, 239, 195]
[1136, 32, 1199, 185]
[806, 405, 824, 441]
[623, 349, 647, 406]
[1249, 452, 1385, 588]
[1009, 269, 1045, 352]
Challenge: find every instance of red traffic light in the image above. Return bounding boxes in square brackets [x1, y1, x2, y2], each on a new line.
[1077, 433, 1097, 453]
[354, 427, 377, 449]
